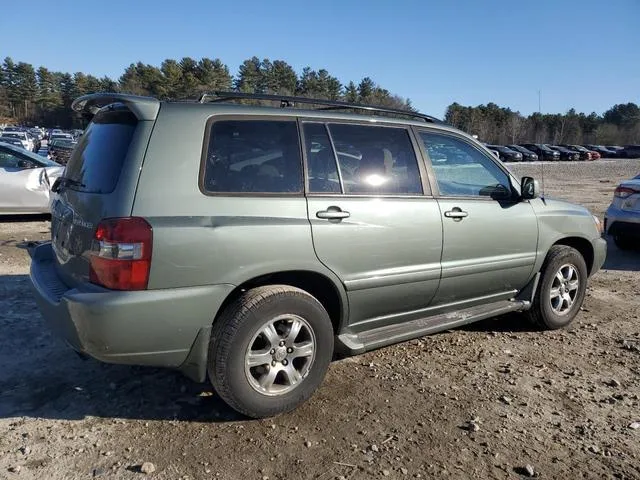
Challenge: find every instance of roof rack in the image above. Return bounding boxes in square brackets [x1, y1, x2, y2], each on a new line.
[198, 91, 442, 124]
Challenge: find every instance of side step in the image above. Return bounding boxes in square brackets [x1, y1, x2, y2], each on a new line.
[338, 299, 528, 354]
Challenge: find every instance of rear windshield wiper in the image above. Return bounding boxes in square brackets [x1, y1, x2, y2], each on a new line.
[51, 176, 86, 193]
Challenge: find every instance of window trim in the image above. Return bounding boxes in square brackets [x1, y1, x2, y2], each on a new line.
[298, 120, 344, 195]
[413, 126, 521, 201]
[198, 114, 305, 197]
[299, 118, 432, 198]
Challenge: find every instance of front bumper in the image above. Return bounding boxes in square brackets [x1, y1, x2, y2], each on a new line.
[30, 243, 234, 379]
[592, 237, 607, 275]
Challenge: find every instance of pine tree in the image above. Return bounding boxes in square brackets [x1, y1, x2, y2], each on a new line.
[357, 77, 375, 101]
[344, 81, 358, 103]
[235, 56, 262, 94]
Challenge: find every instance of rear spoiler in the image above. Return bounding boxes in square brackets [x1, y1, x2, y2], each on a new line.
[71, 93, 160, 121]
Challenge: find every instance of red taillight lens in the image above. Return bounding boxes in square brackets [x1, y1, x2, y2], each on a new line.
[89, 217, 152, 290]
[614, 186, 639, 199]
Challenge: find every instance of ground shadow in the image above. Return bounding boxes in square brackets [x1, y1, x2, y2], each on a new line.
[0, 213, 50, 223]
[602, 235, 640, 272]
[0, 274, 243, 423]
[459, 311, 542, 334]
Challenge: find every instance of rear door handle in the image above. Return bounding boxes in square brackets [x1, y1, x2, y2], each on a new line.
[444, 208, 468, 219]
[316, 207, 350, 220]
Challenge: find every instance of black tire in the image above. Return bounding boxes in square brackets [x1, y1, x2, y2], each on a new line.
[208, 285, 334, 418]
[526, 245, 588, 330]
[613, 235, 634, 251]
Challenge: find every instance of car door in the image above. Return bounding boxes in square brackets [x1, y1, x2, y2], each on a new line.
[0, 149, 49, 213]
[303, 121, 443, 333]
[416, 129, 538, 307]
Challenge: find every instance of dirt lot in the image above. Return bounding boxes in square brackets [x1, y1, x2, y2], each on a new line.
[1, 160, 639, 480]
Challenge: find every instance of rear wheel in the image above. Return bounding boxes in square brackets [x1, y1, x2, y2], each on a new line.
[526, 246, 587, 330]
[208, 285, 334, 418]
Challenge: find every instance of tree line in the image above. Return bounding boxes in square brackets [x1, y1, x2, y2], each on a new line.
[0, 56, 411, 128]
[445, 101, 640, 145]
[1, 55, 637, 145]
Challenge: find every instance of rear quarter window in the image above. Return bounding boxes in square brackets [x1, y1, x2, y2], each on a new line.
[64, 109, 137, 194]
[201, 119, 303, 194]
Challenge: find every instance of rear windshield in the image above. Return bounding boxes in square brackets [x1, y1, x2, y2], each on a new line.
[64, 109, 137, 193]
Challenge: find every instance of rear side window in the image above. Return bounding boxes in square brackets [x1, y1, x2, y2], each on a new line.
[202, 120, 303, 194]
[65, 109, 137, 193]
[327, 124, 423, 195]
[303, 123, 341, 193]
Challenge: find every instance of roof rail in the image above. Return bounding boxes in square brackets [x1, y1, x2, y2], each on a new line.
[198, 91, 443, 124]
[72, 93, 160, 121]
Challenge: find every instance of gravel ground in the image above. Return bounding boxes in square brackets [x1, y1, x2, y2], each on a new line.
[0, 160, 639, 480]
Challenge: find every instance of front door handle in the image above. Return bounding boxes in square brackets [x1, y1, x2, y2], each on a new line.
[444, 208, 468, 220]
[316, 207, 350, 220]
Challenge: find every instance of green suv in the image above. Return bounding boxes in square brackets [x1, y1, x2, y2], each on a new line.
[30, 92, 607, 418]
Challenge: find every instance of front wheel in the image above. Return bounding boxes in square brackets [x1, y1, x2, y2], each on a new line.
[208, 285, 334, 418]
[526, 246, 588, 329]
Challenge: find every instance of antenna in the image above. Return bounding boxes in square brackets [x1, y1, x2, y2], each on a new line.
[538, 89, 546, 201]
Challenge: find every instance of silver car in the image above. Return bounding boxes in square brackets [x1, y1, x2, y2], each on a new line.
[605, 174, 640, 250]
[0, 142, 64, 214]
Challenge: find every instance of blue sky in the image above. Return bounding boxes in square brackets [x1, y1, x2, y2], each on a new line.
[1, 0, 638, 117]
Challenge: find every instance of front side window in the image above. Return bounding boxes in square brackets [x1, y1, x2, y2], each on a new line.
[419, 131, 513, 199]
[325, 124, 423, 195]
[203, 120, 303, 194]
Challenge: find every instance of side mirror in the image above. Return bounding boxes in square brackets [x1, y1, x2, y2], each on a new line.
[521, 176, 540, 200]
[17, 159, 35, 169]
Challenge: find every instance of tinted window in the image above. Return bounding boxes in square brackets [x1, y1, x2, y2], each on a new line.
[64, 110, 137, 193]
[303, 123, 341, 193]
[0, 151, 21, 168]
[420, 132, 512, 199]
[203, 120, 303, 194]
[326, 124, 422, 195]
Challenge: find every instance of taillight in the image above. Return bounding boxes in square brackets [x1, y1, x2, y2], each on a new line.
[614, 186, 639, 199]
[89, 217, 152, 290]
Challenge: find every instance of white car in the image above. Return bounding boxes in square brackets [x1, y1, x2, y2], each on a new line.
[1, 131, 33, 150]
[604, 174, 640, 250]
[0, 142, 64, 214]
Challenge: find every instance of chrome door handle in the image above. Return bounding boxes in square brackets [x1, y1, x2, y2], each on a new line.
[444, 208, 468, 219]
[316, 208, 350, 220]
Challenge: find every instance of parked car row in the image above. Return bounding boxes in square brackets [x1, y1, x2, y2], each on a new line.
[0, 126, 42, 152]
[484, 143, 640, 162]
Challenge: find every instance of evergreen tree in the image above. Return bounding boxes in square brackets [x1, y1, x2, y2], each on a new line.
[357, 77, 375, 100]
[235, 56, 262, 93]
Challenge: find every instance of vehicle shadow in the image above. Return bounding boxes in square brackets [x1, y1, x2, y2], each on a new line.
[602, 236, 639, 272]
[0, 214, 50, 223]
[0, 274, 243, 423]
[459, 311, 541, 333]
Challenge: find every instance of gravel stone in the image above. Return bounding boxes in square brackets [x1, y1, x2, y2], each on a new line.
[140, 462, 156, 474]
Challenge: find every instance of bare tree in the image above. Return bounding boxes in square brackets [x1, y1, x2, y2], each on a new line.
[507, 113, 525, 143]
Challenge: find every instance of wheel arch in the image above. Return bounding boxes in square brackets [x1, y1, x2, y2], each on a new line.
[214, 269, 348, 335]
[551, 236, 595, 275]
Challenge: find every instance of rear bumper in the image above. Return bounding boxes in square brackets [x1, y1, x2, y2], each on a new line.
[30, 243, 234, 380]
[604, 206, 640, 237]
